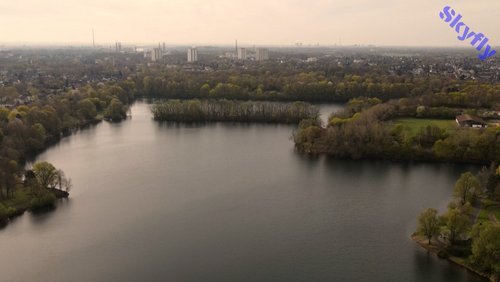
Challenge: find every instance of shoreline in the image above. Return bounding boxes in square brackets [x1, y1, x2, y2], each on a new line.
[0, 188, 69, 227]
[411, 234, 492, 281]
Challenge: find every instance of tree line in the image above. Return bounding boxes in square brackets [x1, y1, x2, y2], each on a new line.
[151, 99, 318, 124]
[133, 66, 500, 104]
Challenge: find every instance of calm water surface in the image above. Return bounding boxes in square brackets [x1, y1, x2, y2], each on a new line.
[0, 102, 483, 282]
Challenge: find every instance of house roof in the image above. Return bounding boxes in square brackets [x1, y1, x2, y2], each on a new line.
[456, 114, 486, 124]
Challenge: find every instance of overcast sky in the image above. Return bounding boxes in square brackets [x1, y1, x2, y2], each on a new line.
[0, 0, 498, 46]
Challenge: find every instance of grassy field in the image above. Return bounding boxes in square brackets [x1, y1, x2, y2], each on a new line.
[392, 118, 457, 138]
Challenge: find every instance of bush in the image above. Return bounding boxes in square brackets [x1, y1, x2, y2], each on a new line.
[6, 207, 16, 217]
[0, 204, 8, 222]
[29, 193, 56, 210]
[470, 225, 500, 276]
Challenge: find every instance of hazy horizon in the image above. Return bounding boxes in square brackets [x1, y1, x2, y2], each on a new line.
[0, 0, 499, 47]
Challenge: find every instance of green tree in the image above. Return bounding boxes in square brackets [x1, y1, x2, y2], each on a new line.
[469, 224, 500, 277]
[454, 172, 481, 205]
[200, 83, 210, 97]
[33, 161, 58, 190]
[105, 98, 127, 121]
[441, 208, 471, 244]
[0, 159, 18, 198]
[476, 164, 500, 198]
[78, 99, 97, 120]
[27, 123, 47, 151]
[417, 208, 441, 244]
[0, 107, 9, 122]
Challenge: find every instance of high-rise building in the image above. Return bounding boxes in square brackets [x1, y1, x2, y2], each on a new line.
[187, 47, 198, 63]
[255, 48, 269, 61]
[237, 48, 247, 60]
[151, 48, 162, 62]
[115, 42, 122, 52]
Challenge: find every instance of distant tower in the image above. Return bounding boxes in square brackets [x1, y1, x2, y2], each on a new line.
[235, 39, 238, 55]
[92, 28, 95, 48]
[187, 47, 198, 63]
[115, 42, 121, 52]
[163, 42, 166, 52]
[237, 48, 247, 60]
[255, 48, 269, 61]
[151, 48, 162, 62]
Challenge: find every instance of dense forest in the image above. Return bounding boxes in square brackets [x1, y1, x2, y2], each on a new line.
[151, 99, 318, 123]
[134, 68, 496, 103]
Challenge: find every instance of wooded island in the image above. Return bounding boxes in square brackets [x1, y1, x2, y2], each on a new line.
[151, 99, 318, 123]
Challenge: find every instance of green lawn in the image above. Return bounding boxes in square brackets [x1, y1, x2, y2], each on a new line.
[392, 118, 457, 138]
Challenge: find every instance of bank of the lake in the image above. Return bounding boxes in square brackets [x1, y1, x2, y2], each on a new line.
[0, 101, 485, 282]
[411, 235, 493, 281]
[0, 188, 69, 224]
[0, 118, 104, 225]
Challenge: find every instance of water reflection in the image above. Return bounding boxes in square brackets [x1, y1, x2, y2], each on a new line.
[29, 206, 57, 224]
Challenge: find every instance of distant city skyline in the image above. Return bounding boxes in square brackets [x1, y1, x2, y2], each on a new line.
[0, 0, 498, 47]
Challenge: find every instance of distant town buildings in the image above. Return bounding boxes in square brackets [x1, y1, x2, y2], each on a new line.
[187, 47, 198, 62]
[224, 52, 235, 59]
[237, 48, 247, 60]
[151, 48, 162, 62]
[115, 42, 121, 52]
[255, 48, 269, 61]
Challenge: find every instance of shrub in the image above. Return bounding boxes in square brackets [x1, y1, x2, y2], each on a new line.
[29, 193, 56, 210]
[0, 204, 8, 222]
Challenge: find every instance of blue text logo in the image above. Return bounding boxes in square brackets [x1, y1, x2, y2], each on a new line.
[439, 6, 496, 61]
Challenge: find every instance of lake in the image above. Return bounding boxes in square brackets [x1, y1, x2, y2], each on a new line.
[0, 101, 483, 281]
